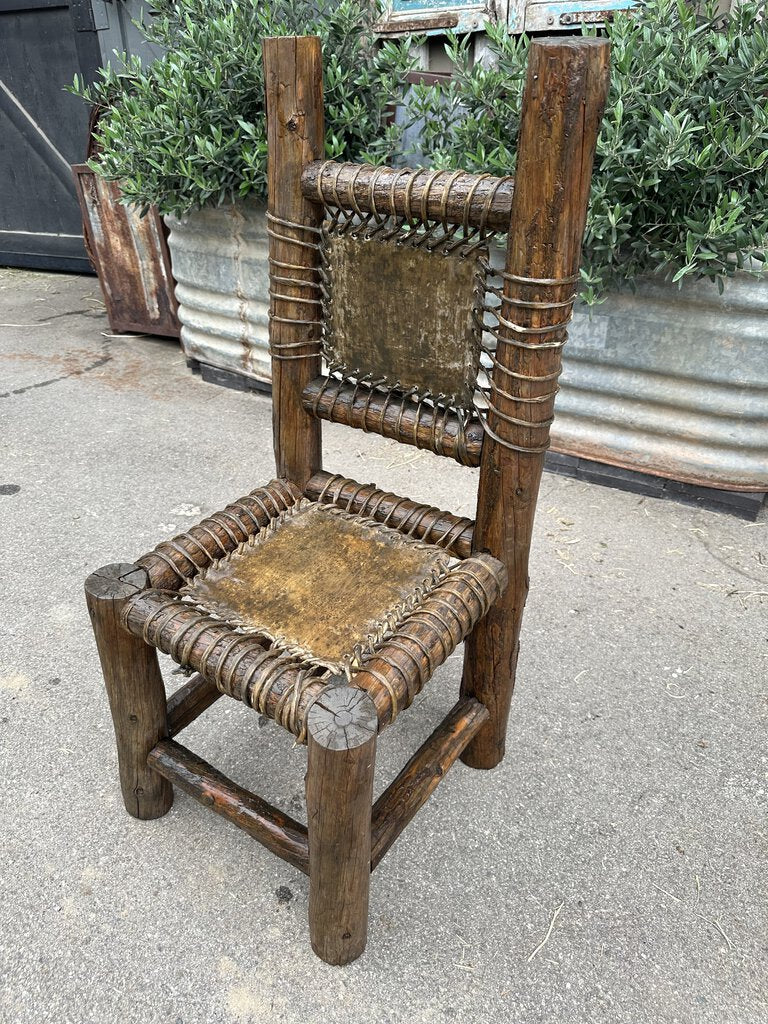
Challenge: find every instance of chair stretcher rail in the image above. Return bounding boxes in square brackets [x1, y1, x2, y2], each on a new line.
[370, 698, 489, 869]
[148, 739, 310, 874]
[166, 673, 222, 736]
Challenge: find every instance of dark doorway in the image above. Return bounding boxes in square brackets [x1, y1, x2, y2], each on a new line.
[0, 0, 96, 270]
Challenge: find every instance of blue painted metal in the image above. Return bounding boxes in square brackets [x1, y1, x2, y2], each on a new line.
[381, 0, 633, 35]
[391, 0, 477, 8]
[382, 0, 498, 35]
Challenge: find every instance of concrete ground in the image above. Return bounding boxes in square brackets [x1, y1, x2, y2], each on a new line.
[1, 268, 766, 1024]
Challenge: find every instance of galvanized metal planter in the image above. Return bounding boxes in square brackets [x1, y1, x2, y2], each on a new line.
[557, 272, 768, 491]
[165, 200, 271, 385]
[166, 202, 765, 491]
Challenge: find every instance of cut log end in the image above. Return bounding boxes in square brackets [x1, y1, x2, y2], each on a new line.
[85, 562, 149, 602]
[307, 684, 378, 752]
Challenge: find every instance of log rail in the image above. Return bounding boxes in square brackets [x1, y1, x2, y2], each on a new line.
[302, 376, 484, 466]
[305, 470, 475, 558]
[371, 697, 488, 868]
[148, 739, 310, 874]
[145, 697, 489, 875]
[166, 672, 222, 736]
[300, 161, 514, 233]
[136, 478, 301, 591]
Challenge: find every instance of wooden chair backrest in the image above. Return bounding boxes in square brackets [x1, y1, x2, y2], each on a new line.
[263, 34, 609, 485]
[263, 33, 609, 766]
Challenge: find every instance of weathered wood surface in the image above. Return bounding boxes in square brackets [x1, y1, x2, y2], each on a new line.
[264, 35, 325, 488]
[301, 161, 514, 232]
[370, 697, 488, 869]
[85, 563, 173, 819]
[305, 471, 475, 558]
[461, 38, 611, 769]
[352, 552, 507, 728]
[72, 163, 180, 339]
[166, 673, 222, 736]
[302, 376, 484, 465]
[306, 686, 378, 965]
[136, 479, 301, 591]
[122, 588, 329, 737]
[148, 739, 309, 874]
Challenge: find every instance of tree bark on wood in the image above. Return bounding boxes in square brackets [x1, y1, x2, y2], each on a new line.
[306, 686, 377, 965]
[461, 38, 611, 769]
[85, 562, 173, 819]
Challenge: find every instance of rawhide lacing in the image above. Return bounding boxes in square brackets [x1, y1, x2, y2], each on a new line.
[269, 160, 580, 455]
[307, 161, 514, 465]
[314, 473, 473, 556]
[266, 211, 323, 362]
[473, 266, 580, 454]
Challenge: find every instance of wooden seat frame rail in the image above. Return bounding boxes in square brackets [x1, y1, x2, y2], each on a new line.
[84, 33, 609, 966]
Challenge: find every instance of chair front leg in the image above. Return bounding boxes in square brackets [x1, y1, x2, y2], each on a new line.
[305, 685, 377, 965]
[85, 562, 173, 820]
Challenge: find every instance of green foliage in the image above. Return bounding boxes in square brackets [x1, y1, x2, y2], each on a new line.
[408, 0, 768, 300]
[70, 0, 414, 217]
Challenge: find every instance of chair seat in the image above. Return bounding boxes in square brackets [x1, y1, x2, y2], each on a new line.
[181, 500, 456, 673]
[123, 484, 507, 739]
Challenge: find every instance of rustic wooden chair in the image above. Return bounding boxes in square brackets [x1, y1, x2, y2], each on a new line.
[85, 34, 609, 965]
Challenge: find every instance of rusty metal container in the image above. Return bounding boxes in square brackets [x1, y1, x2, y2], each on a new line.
[164, 200, 271, 386]
[72, 165, 180, 338]
[555, 272, 768, 491]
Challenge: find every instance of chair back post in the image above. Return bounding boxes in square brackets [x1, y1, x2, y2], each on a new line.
[461, 37, 611, 769]
[263, 35, 325, 489]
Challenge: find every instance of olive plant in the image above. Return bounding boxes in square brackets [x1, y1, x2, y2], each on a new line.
[71, 0, 414, 217]
[408, 0, 768, 301]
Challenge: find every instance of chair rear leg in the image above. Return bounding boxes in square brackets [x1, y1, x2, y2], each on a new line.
[460, 39, 610, 770]
[85, 562, 173, 820]
[459, 451, 543, 771]
[306, 686, 377, 965]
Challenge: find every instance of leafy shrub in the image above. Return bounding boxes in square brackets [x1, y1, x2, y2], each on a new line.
[408, 0, 768, 300]
[72, 0, 414, 217]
